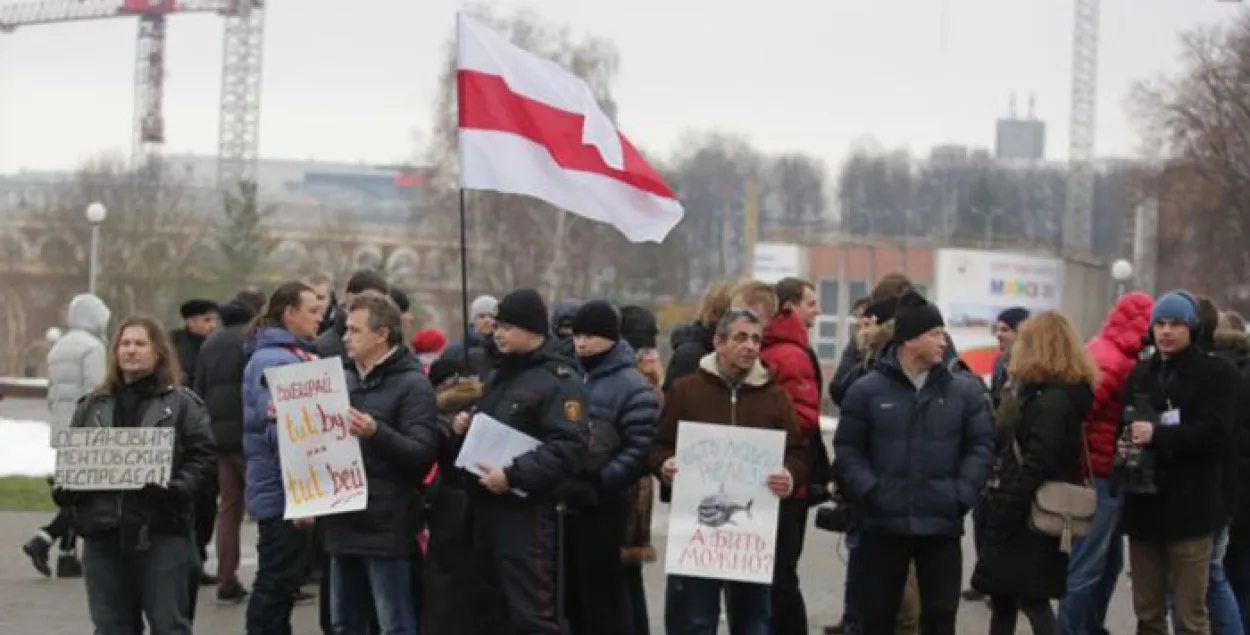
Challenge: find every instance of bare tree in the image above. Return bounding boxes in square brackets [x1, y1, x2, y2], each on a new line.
[1130, 13, 1250, 306]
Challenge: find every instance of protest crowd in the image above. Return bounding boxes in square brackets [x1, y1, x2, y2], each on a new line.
[17, 263, 1250, 635]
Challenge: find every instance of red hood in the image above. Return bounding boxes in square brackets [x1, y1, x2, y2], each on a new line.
[763, 310, 810, 349]
[1097, 291, 1154, 357]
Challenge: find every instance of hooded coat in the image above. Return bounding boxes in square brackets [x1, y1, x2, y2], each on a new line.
[760, 309, 821, 435]
[662, 322, 714, 394]
[46, 294, 111, 427]
[1082, 292, 1153, 478]
[971, 381, 1094, 599]
[1211, 329, 1250, 536]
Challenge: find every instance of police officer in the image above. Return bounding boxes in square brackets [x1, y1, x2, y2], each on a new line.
[453, 288, 589, 635]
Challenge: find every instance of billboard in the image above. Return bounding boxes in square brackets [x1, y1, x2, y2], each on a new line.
[752, 242, 803, 284]
[934, 249, 1064, 376]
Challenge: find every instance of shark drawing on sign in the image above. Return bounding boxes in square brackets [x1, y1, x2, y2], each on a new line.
[696, 483, 753, 528]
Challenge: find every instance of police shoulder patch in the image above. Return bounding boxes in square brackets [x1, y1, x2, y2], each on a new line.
[562, 399, 584, 423]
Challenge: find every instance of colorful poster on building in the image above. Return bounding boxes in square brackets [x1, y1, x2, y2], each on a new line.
[934, 248, 1064, 376]
[664, 421, 784, 584]
[264, 357, 368, 519]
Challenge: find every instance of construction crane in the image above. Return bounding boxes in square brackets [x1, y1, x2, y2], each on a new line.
[0, 0, 265, 189]
[1063, 0, 1099, 256]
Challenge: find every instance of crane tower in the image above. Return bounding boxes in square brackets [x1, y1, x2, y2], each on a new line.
[0, 0, 265, 188]
[1064, 0, 1099, 255]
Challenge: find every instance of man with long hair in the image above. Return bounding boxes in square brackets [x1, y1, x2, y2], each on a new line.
[242, 281, 323, 635]
[56, 315, 216, 635]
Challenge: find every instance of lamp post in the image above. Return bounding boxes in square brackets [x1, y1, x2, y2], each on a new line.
[85, 202, 107, 295]
[1112, 258, 1134, 297]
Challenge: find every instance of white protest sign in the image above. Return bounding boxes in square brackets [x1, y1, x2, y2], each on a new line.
[264, 357, 368, 519]
[664, 421, 785, 584]
[53, 427, 175, 491]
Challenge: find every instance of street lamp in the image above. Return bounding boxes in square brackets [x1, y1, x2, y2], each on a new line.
[45, 327, 62, 343]
[1112, 258, 1134, 296]
[85, 202, 107, 295]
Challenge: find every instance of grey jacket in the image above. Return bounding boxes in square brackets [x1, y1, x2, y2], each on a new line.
[46, 295, 111, 427]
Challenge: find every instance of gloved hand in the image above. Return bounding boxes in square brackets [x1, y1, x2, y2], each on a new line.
[51, 487, 79, 508]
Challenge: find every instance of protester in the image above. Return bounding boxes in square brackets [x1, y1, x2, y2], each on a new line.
[731, 280, 779, 326]
[761, 277, 822, 635]
[618, 304, 661, 635]
[458, 288, 589, 634]
[313, 269, 389, 360]
[24, 293, 111, 579]
[1121, 290, 1235, 635]
[170, 299, 219, 388]
[57, 314, 216, 635]
[564, 300, 659, 635]
[664, 282, 733, 393]
[440, 294, 498, 377]
[971, 311, 1097, 635]
[324, 291, 440, 635]
[834, 292, 995, 635]
[1217, 310, 1250, 635]
[192, 293, 263, 603]
[1056, 291, 1153, 635]
[388, 287, 415, 332]
[551, 298, 584, 338]
[421, 358, 481, 635]
[410, 328, 447, 371]
[305, 273, 336, 335]
[650, 307, 810, 635]
[242, 281, 323, 635]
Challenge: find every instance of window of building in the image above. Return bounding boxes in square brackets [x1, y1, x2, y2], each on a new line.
[818, 280, 839, 314]
[850, 280, 869, 304]
[813, 315, 840, 362]
[816, 342, 838, 362]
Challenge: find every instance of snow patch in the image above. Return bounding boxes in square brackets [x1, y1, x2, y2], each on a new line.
[0, 418, 55, 477]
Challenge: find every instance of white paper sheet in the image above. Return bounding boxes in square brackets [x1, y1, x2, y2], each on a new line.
[454, 412, 540, 498]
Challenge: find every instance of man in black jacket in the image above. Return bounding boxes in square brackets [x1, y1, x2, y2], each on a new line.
[1121, 290, 1236, 635]
[322, 291, 439, 634]
[313, 269, 389, 360]
[172, 299, 219, 387]
[457, 288, 589, 635]
[192, 292, 263, 602]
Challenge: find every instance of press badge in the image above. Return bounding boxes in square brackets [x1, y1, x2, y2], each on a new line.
[1161, 409, 1181, 427]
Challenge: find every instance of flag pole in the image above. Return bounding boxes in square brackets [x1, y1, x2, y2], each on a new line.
[459, 187, 470, 370]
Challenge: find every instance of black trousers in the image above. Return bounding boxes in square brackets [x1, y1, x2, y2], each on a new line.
[565, 498, 627, 635]
[471, 498, 563, 635]
[771, 497, 810, 635]
[858, 532, 962, 635]
[43, 508, 77, 550]
[193, 489, 217, 568]
[245, 519, 306, 635]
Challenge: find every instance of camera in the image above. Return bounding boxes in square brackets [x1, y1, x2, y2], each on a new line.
[1114, 394, 1159, 495]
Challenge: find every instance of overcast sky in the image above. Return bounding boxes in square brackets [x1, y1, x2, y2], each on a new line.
[0, 0, 1239, 174]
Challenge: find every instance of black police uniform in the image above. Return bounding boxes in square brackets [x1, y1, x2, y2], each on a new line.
[469, 338, 590, 635]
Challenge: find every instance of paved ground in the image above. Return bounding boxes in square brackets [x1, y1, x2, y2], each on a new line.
[0, 397, 1142, 634]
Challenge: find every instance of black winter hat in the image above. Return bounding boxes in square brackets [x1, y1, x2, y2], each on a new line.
[428, 358, 464, 387]
[180, 299, 219, 319]
[218, 301, 256, 328]
[620, 305, 658, 351]
[571, 301, 621, 341]
[892, 292, 945, 343]
[996, 306, 1030, 331]
[495, 288, 550, 336]
[863, 296, 898, 323]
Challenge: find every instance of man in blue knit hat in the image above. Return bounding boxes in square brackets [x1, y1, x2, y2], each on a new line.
[1121, 290, 1237, 635]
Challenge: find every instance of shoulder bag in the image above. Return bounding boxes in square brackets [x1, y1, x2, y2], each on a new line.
[1011, 424, 1097, 554]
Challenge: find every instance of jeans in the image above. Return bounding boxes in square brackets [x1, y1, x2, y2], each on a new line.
[246, 518, 307, 635]
[1227, 533, 1250, 635]
[621, 566, 650, 635]
[215, 453, 246, 586]
[1169, 526, 1244, 635]
[664, 574, 771, 635]
[1057, 477, 1123, 635]
[82, 532, 194, 635]
[330, 555, 416, 635]
[842, 529, 862, 634]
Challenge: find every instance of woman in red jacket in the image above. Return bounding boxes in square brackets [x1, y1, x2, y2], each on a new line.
[1056, 291, 1153, 635]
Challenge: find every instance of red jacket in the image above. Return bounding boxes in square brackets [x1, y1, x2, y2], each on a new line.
[1083, 292, 1154, 478]
[761, 309, 820, 435]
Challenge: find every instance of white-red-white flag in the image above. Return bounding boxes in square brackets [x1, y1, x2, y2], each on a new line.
[456, 13, 684, 243]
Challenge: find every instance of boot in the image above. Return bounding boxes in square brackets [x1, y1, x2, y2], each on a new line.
[22, 533, 52, 577]
[56, 552, 83, 578]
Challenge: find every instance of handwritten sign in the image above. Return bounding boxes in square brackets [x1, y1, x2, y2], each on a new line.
[264, 357, 368, 519]
[52, 427, 174, 491]
[664, 421, 784, 584]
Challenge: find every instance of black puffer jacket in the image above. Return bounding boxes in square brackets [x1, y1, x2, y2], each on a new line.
[972, 381, 1093, 600]
[322, 348, 439, 558]
[66, 382, 217, 538]
[1121, 344, 1236, 542]
[1211, 330, 1250, 536]
[662, 322, 713, 394]
[192, 324, 250, 454]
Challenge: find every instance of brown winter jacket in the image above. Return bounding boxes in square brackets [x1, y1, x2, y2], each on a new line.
[649, 353, 810, 489]
[622, 375, 662, 567]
